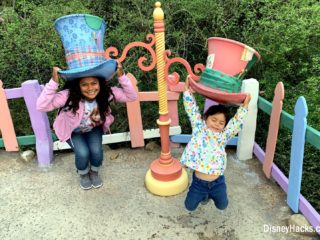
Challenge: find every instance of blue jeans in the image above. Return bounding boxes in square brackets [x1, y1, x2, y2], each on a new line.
[67, 126, 103, 175]
[185, 172, 228, 211]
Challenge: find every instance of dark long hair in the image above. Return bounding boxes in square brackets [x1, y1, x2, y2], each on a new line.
[59, 77, 115, 123]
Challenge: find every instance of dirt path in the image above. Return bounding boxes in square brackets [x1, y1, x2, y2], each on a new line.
[0, 146, 317, 240]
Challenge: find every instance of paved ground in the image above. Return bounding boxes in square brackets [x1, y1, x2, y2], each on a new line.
[0, 145, 319, 240]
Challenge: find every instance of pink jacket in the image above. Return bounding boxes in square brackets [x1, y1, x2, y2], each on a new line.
[36, 75, 138, 142]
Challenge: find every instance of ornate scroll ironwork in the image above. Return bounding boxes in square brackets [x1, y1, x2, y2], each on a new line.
[164, 50, 205, 86]
[105, 34, 157, 72]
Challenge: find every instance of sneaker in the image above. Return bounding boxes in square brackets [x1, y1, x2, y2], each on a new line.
[89, 171, 103, 188]
[200, 195, 210, 205]
[80, 173, 92, 190]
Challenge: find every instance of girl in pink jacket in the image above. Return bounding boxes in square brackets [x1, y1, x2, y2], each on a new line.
[36, 62, 137, 190]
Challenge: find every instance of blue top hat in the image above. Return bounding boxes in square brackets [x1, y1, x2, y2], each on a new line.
[54, 14, 117, 81]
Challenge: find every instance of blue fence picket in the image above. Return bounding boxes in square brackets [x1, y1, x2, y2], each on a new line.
[170, 135, 238, 146]
[287, 96, 308, 213]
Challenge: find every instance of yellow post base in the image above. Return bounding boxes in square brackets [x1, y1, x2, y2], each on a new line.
[145, 168, 189, 196]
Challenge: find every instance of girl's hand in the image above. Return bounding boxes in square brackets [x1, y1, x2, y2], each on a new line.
[242, 93, 251, 109]
[117, 61, 124, 77]
[52, 67, 61, 83]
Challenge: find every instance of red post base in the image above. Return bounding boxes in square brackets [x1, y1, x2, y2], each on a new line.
[150, 157, 182, 182]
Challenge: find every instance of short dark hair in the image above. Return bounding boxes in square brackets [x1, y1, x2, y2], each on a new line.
[203, 105, 230, 126]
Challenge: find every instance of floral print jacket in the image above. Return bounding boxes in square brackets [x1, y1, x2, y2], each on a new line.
[180, 90, 248, 175]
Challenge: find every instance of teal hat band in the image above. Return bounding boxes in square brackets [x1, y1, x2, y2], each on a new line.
[199, 68, 242, 93]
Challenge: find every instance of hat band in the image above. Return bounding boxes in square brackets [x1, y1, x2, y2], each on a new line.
[65, 50, 106, 69]
[199, 68, 242, 93]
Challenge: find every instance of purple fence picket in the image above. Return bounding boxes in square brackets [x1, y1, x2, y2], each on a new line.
[253, 143, 320, 234]
[21, 80, 53, 166]
[204, 98, 218, 113]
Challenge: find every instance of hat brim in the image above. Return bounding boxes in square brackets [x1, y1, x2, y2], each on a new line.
[58, 60, 117, 81]
[189, 78, 246, 104]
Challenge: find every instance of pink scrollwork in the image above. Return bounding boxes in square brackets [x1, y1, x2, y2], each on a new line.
[105, 34, 156, 72]
[164, 50, 205, 86]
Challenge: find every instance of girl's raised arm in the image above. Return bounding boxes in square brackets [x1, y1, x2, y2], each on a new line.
[36, 67, 69, 112]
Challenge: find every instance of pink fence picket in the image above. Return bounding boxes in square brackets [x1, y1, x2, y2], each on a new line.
[0, 80, 19, 151]
[126, 73, 144, 148]
[263, 82, 284, 178]
[126, 80, 181, 148]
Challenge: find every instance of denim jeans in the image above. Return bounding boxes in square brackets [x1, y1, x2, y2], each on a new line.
[67, 126, 103, 175]
[184, 172, 228, 211]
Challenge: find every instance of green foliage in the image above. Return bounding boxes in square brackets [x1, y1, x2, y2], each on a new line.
[238, 0, 320, 127]
[0, 0, 319, 211]
[0, 0, 92, 88]
[0, 0, 92, 134]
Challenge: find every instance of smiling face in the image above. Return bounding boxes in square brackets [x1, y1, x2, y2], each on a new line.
[79, 77, 100, 101]
[205, 112, 226, 132]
